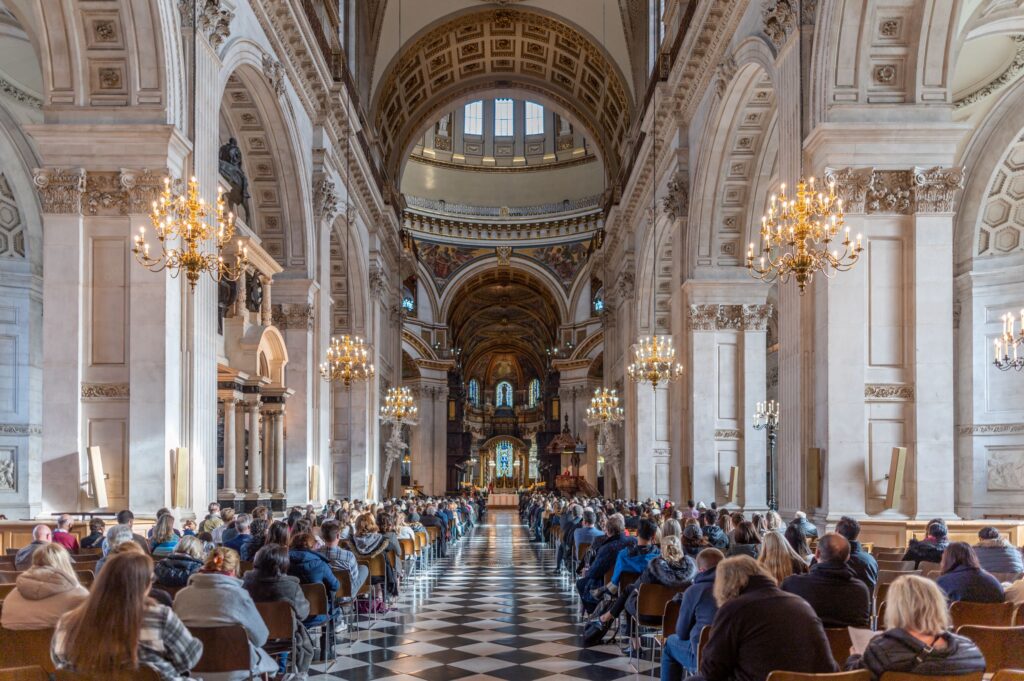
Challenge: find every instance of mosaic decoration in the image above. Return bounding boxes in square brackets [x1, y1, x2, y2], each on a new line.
[517, 241, 589, 288]
[416, 241, 491, 285]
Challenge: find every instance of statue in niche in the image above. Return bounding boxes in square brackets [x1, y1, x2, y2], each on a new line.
[218, 137, 251, 224]
[496, 381, 513, 408]
[245, 272, 263, 313]
[217, 278, 237, 334]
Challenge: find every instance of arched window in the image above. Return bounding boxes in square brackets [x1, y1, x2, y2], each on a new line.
[495, 380, 514, 408]
[401, 285, 415, 313]
[464, 100, 483, 135]
[468, 379, 480, 407]
[496, 440, 514, 478]
[528, 378, 541, 407]
[593, 286, 605, 314]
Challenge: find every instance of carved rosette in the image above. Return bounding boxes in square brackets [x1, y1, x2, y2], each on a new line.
[863, 384, 914, 401]
[763, 0, 797, 49]
[33, 168, 86, 214]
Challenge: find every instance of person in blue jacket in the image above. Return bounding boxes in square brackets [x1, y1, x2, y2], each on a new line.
[661, 548, 724, 681]
[610, 519, 661, 586]
[576, 513, 636, 613]
[287, 532, 339, 626]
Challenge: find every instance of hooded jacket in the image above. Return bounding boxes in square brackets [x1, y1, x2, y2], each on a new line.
[936, 565, 1005, 603]
[611, 543, 660, 585]
[672, 567, 719, 672]
[287, 548, 340, 595]
[973, 538, 1024, 575]
[0, 566, 89, 630]
[781, 561, 871, 627]
[584, 532, 637, 584]
[154, 552, 204, 588]
[702, 525, 730, 550]
[901, 537, 948, 568]
[639, 555, 697, 589]
[846, 629, 985, 681]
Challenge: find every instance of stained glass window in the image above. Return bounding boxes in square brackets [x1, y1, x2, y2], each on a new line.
[496, 440, 514, 478]
[593, 286, 605, 313]
[529, 378, 541, 407]
[401, 285, 415, 313]
[468, 379, 480, 407]
[464, 100, 483, 135]
[496, 380, 514, 407]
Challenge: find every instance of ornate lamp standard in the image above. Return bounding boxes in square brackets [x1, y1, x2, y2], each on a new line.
[753, 400, 780, 511]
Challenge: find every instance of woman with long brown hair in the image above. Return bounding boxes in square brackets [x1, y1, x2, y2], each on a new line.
[51, 551, 202, 679]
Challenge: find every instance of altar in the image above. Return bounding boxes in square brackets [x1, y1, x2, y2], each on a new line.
[489, 493, 519, 507]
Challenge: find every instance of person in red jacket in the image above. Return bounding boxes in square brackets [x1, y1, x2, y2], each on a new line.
[52, 514, 80, 553]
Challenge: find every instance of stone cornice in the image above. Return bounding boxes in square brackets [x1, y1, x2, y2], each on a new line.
[403, 210, 602, 244]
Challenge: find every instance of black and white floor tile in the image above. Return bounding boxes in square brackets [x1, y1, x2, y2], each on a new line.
[310, 510, 654, 680]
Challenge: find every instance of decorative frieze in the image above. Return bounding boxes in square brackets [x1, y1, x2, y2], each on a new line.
[81, 383, 130, 400]
[271, 303, 314, 331]
[824, 166, 965, 214]
[33, 168, 86, 214]
[762, 0, 797, 49]
[958, 423, 1024, 436]
[0, 423, 42, 436]
[956, 35, 1024, 109]
[0, 76, 42, 109]
[714, 429, 742, 440]
[863, 384, 914, 401]
[120, 169, 167, 215]
[688, 304, 773, 331]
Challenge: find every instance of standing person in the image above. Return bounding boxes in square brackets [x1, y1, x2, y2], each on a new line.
[696, 556, 837, 681]
[661, 548, 724, 681]
[936, 542, 1004, 603]
[835, 516, 878, 592]
[846, 575, 985, 680]
[15, 524, 52, 570]
[2, 542, 89, 630]
[173, 547, 278, 680]
[51, 551, 203, 680]
[52, 514, 81, 553]
[781, 533, 871, 628]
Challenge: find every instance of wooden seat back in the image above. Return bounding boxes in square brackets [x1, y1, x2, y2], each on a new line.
[0, 583, 16, 600]
[950, 600, 1016, 628]
[879, 672, 983, 681]
[635, 583, 687, 625]
[255, 600, 295, 641]
[74, 570, 94, 587]
[0, 626, 57, 673]
[238, 560, 254, 577]
[878, 569, 920, 585]
[824, 628, 853, 667]
[876, 560, 916, 572]
[991, 572, 1022, 584]
[333, 569, 354, 601]
[300, 582, 329, 618]
[398, 538, 415, 560]
[992, 671, 1024, 681]
[188, 625, 253, 674]
[955, 625, 1024, 672]
[696, 626, 712, 670]
[0, 571, 19, 584]
[359, 553, 387, 579]
[577, 542, 590, 562]
[426, 526, 440, 544]
[662, 599, 681, 641]
[917, 561, 941, 574]
[767, 671, 872, 681]
[0, 666, 49, 681]
[54, 667, 162, 681]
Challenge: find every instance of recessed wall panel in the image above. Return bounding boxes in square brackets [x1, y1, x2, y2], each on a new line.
[90, 238, 127, 366]
[868, 238, 904, 368]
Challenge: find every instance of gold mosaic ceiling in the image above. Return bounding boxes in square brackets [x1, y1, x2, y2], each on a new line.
[373, 8, 633, 186]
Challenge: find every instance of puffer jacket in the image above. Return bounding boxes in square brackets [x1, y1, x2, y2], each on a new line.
[973, 539, 1024, 575]
[846, 629, 985, 681]
[702, 525, 730, 550]
[154, 552, 204, 588]
[0, 566, 89, 630]
[287, 548, 339, 595]
[728, 542, 761, 559]
[626, 556, 696, 618]
[902, 537, 948, 568]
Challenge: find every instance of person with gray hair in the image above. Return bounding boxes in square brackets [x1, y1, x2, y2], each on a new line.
[576, 512, 636, 614]
[574, 509, 604, 562]
[95, 524, 136, 573]
[224, 513, 253, 555]
[14, 524, 52, 570]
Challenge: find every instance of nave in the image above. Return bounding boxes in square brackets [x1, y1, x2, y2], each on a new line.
[312, 511, 645, 681]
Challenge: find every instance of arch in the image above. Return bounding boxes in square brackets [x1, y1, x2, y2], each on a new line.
[401, 328, 439, 364]
[218, 43, 312, 275]
[0, 102, 43, 272]
[372, 7, 633, 187]
[495, 380, 514, 408]
[439, 256, 571, 323]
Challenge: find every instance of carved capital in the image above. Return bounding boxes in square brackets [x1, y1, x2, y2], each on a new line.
[741, 304, 773, 331]
[271, 303, 314, 331]
[824, 166, 873, 214]
[662, 170, 689, 220]
[714, 56, 737, 99]
[261, 53, 286, 97]
[33, 167, 86, 214]
[120, 168, 167, 214]
[197, 0, 233, 48]
[913, 166, 965, 213]
[762, 0, 797, 49]
[688, 304, 719, 332]
[689, 304, 773, 331]
[369, 264, 388, 299]
[824, 166, 963, 214]
[616, 271, 634, 300]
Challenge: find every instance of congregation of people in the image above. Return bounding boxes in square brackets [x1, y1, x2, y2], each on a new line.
[0, 495, 482, 680]
[522, 494, 1024, 681]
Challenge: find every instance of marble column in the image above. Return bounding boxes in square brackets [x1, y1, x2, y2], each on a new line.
[274, 409, 286, 496]
[247, 401, 262, 494]
[221, 398, 236, 495]
[262, 408, 274, 494]
[234, 400, 247, 492]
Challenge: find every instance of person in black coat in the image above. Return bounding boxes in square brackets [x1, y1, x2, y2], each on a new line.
[901, 520, 949, 568]
[556, 505, 583, 572]
[694, 556, 837, 681]
[846, 574, 985, 680]
[153, 535, 206, 588]
[936, 541, 1004, 603]
[835, 516, 879, 592]
[781, 533, 871, 628]
[419, 505, 448, 557]
[576, 513, 636, 613]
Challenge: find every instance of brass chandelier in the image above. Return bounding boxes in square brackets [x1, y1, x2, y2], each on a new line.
[584, 387, 624, 427]
[627, 336, 684, 388]
[320, 335, 375, 388]
[380, 386, 419, 425]
[133, 178, 247, 290]
[746, 177, 862, 293]
[994, 310, 1024, 372]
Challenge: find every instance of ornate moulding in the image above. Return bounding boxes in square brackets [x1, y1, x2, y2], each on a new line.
[863, 384, 915, 401]
[688, 304, 773, 332]
[958, 423, 1024, 435]
[81, 383, 130, 400]
[824, 166, 965, 214]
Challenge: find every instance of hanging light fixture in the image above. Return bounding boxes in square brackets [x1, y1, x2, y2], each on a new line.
[584, 387, 624, 427]
[132, 1, 247, 290]
[380, 386, 419, 425]
[320, 335, 375, 388]
[745, 2, 862, 294]
[994, 309, 1024, 372]
[628, 83, 683, 388]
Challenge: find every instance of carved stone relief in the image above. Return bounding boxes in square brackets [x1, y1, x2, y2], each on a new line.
[688, 304, 773, 332]
[824, 166, 964, 215]
[262, 53, 286, 97]
[662, 170, 689, 220]
[312, 175, 339, 223]
[987, 450, 1024, 491]
[271, 303, 315, 331]
[863, 384, 914, 401]
[762, 0, 797, 49]
[81, 383, 130, 400]
[32, 168, 86, 214]
[0, 448, 14, 491]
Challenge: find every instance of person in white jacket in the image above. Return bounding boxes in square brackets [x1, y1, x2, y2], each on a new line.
[1, 542, 89, 630]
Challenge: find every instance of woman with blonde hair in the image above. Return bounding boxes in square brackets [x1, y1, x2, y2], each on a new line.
[149, 513, 180, 557]
[154, 534, 206, 589]
[758, 530, 808, 584]
[846, 575, 985, 679]
[2, 542, 89, 630]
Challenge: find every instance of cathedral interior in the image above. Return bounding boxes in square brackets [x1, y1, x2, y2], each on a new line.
[0, 0, 1021, 533]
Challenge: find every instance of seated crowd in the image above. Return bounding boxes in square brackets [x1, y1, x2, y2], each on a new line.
[522, 494, 1024, 681]
[1, 495, 482, 681]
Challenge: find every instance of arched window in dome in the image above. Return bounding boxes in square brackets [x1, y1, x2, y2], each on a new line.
[525, 102, 544, 135]
[464, 100, 483, 135]
[494, 98, 514, 136]
[593, 286, 605, 314]
[528, 378, 541, 407]
[468, 379, 480, 407]
[401, 285, 415, 313]
[495, 380, 514, 408]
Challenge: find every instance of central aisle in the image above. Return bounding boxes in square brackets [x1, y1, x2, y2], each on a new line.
[311, 510, 649, 680]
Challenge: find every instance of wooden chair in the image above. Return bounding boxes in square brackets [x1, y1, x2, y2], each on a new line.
[74, 570, 94, 587]
[632, 583, 687, 671]
[876, 601, 888, 630]
[825, 628, 854, 667]
[4, 549, 18, 556]
[950, 600, 1016, 629]
[1015, 603, 1024, 626]
[696, 626, 712, 670]
[300, 582, 333, 660]
[661, 599, 681, 644]
[0, 626, 57, 673]
[0, 666, 49, 681]
[767, 672, 871, 681]
[925, 570, 942, 581]
[577, 542, 591, 563]
[358, 553, 389, 603]
[425, 526, 440, 560]
[398, 538, 416, 563]
[955, 625, 1024, 671]
[255, 600, 295, 661]
[0, 583, 16, 600]
[878, 569, 920, 585]
[54, 667, 162, 681]
[238, 560, 254, 577]
[876, 560, 916, 572]
[918, 561, 941, 575]
[188, 625, 256, 678]
[879, 672, 983, 681]
[992, 671, 1024, 681]
[0, 571, 19, 584]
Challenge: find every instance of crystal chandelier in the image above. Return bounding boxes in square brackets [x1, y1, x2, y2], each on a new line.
[380, 386, 419, 425]
[320, 335, 375, 388]
[994, 310, 1024, 372]
[133, 178, 247, 291]
[627, 336, 684, 388]
[584, 388, 624, 426]
[746, 177, 863, 293]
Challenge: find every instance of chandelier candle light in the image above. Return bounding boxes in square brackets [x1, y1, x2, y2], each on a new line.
[994, 310, 1024, 372]
[585, 388, 624, 426]
[380, 386, 419, 425]
[627, 336, 684, 388]
[320, 335, 375, 388]
[746, 177, 863, 293]
[133, 177, 248, 290]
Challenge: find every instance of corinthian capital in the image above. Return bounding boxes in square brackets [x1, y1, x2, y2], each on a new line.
[33, 168, 86, 214]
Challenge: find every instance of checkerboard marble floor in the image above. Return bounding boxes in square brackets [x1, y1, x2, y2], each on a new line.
[310, 510, 654, 680]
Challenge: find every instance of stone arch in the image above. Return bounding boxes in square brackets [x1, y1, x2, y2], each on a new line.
[218, 46, 312, 275]
[0, 103, 42, 270]
[372, 6, 633, 187]
[438, 256, 571, 324]
[690, 60, 778, 278]
[633, 213, 674, 335]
